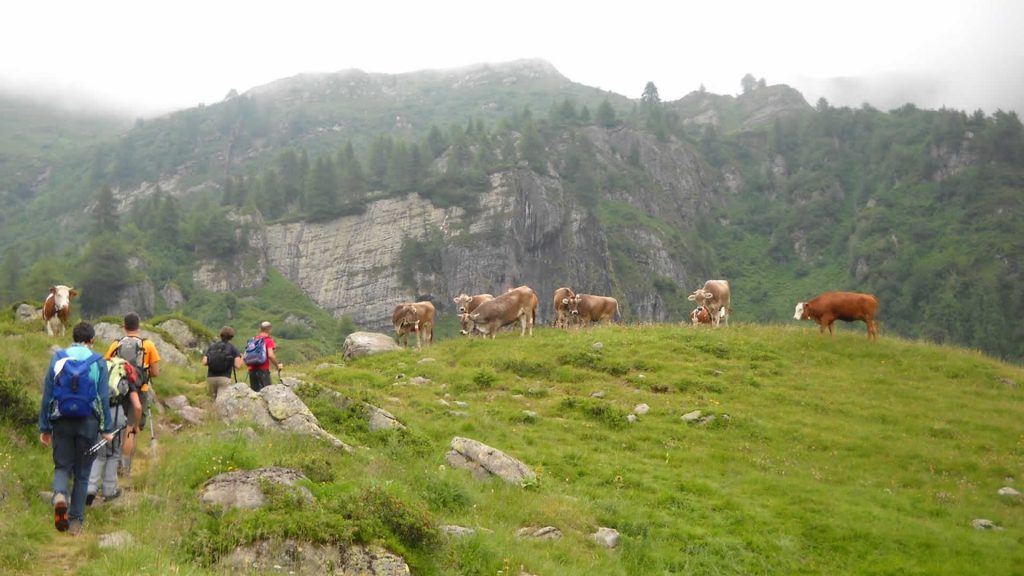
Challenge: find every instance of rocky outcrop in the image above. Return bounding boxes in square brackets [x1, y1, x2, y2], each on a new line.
[343, 332, 401, 360]
[221, 540, 410, 576]
[156, 319, 208, 352]
[200, 467, 312, 510]
[192, 212, 268, 292]
[215, 383, 353, 451]
[15, 303, 40, 323]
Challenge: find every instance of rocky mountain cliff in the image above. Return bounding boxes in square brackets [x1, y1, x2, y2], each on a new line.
[192, 125, 717, 330]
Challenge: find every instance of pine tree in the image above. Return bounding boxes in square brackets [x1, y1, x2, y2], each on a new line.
[596, 100, 617, 128]
[92, 186, 119, 235]
[305, 156, 338, 220]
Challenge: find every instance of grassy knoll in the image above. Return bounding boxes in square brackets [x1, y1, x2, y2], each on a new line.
[1, 318, 1022, 575]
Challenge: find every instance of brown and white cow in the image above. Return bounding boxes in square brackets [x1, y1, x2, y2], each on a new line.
[690, 306, 713, 326]
[393, 301, 436, 349]
[687, 280, 731, 327]
[453, 293, 494, 315]
[552, 287, 576, 328]
[43, 285, 78, 337]
[460, 285, 536, 339]
[568, 294, 619, 326]
[794, 291, 879, 340]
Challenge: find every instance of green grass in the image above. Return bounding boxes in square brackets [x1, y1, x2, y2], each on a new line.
[1, 319, 1022, 574]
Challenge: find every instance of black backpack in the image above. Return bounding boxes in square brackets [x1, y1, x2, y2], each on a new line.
[206, 341, 234, 372]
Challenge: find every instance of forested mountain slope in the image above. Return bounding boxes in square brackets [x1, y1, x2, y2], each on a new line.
[0, 61, 1020, 361]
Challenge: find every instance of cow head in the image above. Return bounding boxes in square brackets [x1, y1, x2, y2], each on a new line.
[568, 294, 583, 316]
[49, 285, 77, 311]
[453, 294, 471, 312]
[687, 289, 710, 307]
[459, 313, 475, 336]
[793, 302, 807, 320]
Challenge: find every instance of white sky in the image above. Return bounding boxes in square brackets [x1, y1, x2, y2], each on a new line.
[3, 0, 1022, 117]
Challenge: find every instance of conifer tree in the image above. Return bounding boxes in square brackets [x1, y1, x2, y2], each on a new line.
[92, 186, 119, 235]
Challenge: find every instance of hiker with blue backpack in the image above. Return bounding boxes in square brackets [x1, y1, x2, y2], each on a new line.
[202, 325, 243, 399]
[38, 322, 114, 535]
[244, 321, 283, 392]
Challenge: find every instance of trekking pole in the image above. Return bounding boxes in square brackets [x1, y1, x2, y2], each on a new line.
[277, 367, 284, 385]
[86, 425, 127, 457]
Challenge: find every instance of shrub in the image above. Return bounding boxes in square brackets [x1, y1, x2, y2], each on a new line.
[0, 374, 36, 429]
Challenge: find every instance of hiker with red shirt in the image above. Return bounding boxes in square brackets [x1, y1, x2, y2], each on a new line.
[247, 321, 283, 392]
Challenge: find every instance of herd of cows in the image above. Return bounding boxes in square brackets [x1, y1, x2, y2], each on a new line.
[391, 280, 881, 348]
[35, 282, 879, 349]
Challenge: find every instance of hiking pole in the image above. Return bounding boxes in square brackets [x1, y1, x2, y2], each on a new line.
[277, 367, 284, 385]
[86, 425, 127, 457]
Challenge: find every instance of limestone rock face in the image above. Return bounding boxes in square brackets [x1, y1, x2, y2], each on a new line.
[256, 134, 714, 329]
[265, 195, 450, 331]
[192, 211, 268, 292]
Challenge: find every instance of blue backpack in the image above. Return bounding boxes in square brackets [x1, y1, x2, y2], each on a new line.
[243, 336, 267, 366]
[51, 351, 103, 419]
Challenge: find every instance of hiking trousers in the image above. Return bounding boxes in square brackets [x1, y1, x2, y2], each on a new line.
[89, 408, 126, 498]
[52, 416, 100, 522]
[249, 369, 271, 392]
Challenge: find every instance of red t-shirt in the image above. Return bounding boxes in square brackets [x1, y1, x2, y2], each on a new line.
[247, 335, 276, 371]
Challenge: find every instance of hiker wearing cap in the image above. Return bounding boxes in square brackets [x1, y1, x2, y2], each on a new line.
[243, 321, 283, 392]
[39, 322, 114, 535]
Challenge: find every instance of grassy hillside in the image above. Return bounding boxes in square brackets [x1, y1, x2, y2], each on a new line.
[1, 313, 1021, 574]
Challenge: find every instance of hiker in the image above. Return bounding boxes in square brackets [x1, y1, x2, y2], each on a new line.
[87, 352, 143, 505]
[245, 321, 283, 392]
[38, 321, 114, 535]
[202, 325, 243, 399]
[104, 312, 160, 478]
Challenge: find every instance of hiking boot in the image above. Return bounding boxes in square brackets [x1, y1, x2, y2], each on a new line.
[53, 493, 69, 532]
[86, 492, 96, 506]
[68, 519, 84, 536]
[104, 489, 123, 502]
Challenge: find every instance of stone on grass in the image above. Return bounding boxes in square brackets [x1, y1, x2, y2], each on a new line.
[591, 527, 620, 548]
[446, 437, 536, 485]
[200, 467, 312, 510]
[516, 526, 562, 540]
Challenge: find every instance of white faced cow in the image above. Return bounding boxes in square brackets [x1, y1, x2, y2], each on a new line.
[568, 294, 619, 326]
[460, 285, 536, 339]
[43, 285, 78, 337]
[552, 287, 576, 328]
[687, 280, 731, 327]
[393, 301, 436, 349]
[794, 291, 879, 340]
[452, 293, 494, 314]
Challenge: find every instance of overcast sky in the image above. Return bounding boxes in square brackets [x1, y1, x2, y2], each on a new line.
[3, 0, 1022, 117]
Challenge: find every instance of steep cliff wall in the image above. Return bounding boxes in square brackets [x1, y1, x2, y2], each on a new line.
[253, 127, 716, 330]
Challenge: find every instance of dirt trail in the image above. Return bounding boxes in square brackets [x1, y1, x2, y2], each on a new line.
[31, 430, 158, 575]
